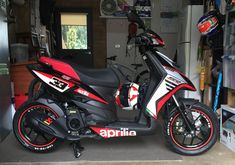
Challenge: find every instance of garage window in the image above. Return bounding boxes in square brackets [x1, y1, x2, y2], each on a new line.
[61, 13, 88, 50]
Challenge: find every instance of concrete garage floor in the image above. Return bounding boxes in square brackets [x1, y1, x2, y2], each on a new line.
[0, 133, 235, 165]
[0, 123, 181, 164]
[0, 142, 234, 165]
[0, 140, 234, 165]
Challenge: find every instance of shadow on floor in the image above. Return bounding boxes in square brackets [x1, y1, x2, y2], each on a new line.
[0, 122, 181, 163]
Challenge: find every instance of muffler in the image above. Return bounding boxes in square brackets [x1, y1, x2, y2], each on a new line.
[28, 110, 80, 141]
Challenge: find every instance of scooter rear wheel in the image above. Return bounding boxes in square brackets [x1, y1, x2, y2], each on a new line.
[164, 102, 218, 155]
[13, 102, 61, 152]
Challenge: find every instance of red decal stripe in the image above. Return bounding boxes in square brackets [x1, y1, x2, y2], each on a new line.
[18, 105, 58, 148]
[163, 65, 188, 79]
[170, 109, 213, 150]
[115, 85, 122, 107]
[74, 88, 108, 104]
[33, 70, 74, 88]
[90, 127, 115, 138]
[115, 95, 122, 107]
[156, 84, 196, 114]
[90, 127, 136, 138]
[130, 95, 138, 101]
[39, 57, 80, 81]
[34, 70, 53, 79]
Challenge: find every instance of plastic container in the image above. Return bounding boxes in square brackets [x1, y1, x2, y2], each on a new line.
[10, 43, 29, 62]
[223, 55, 235, 90]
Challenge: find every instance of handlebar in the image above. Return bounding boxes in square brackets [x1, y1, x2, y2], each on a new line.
[106, 56, 117, 61]
[133, 35, 151, 46]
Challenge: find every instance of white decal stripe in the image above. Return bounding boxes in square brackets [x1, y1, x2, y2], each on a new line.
[33, 70, 70, 93]
[146, 78, 168, 117]
[166, 82, 175, 88]
[166, 87, 173, 91]
[164, 68, 187, 84]
[166, 80, 178, 86]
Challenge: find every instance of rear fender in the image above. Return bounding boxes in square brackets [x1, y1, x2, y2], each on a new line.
[36, 98, 65, 117]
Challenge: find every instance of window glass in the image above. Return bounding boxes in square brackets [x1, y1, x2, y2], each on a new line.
[61, 13, 88, 49]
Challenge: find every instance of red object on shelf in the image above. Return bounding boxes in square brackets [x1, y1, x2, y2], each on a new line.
[15, 95, 28, 110]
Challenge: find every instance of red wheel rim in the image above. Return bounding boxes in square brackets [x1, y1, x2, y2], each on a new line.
[169, 109, 214, 151]
[18, 105, 58, 148]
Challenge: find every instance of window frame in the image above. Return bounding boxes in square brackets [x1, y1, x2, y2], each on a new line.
[54, 8, 92, 52]
[61, 12, 88, 50]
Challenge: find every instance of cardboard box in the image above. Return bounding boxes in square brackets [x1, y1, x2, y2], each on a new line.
[220, 105, 235, 152]
[227, 89, 235, 108]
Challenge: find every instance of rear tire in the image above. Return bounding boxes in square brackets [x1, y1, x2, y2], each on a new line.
[13, 102, 61, 153]
[163, 102, 218, 155]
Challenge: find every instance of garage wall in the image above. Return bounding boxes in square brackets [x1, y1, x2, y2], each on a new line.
[107, 0, 190, 67]
[50, 0, 107, 68]
[8, 2, 31, 44]
[151, 0, 181, 59]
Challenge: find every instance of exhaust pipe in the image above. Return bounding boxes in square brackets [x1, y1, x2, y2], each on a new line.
[28, 111, 80, 141]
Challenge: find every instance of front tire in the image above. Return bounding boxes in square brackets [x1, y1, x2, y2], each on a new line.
[13, 102, 61, 153]
[164, 102, 218, 155]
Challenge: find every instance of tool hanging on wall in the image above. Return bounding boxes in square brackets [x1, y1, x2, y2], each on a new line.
[127, 22, 137, 43]
[197, 37, 204, 62]
[126, 22, 138, 56]
[199, 66, 206, 102]
[213, 71, 223, 112]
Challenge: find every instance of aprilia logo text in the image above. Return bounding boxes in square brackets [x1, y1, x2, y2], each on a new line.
[76, 88, 89, 97]
[99, 128, 137, 138]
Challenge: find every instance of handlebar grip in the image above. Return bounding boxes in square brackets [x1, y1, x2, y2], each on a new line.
[135, 36, 142, 45]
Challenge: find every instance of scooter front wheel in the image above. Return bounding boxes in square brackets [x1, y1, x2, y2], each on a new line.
[164, 102, 218, 155]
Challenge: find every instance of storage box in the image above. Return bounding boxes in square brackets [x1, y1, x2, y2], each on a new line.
[223, 55, 235, 90]
[227, 89, 235, 108]
[220, 105, 235, 152]
[10, 43, 29, 62]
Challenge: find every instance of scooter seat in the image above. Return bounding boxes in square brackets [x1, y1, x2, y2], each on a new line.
[68, 62, 120, 88]
[39, 57, 119, 88]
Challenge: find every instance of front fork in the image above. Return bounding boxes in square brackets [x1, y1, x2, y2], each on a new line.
[172, 95, 195, 133]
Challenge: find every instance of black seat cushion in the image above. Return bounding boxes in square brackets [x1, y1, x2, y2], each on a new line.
[65, 61, 120, 88]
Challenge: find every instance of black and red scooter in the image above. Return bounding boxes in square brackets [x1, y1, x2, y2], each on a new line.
[13, 10, 218, 158]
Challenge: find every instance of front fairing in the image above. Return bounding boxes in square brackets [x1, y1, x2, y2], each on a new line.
[152, 51, 196, 91]
[143, 51, 196, 119]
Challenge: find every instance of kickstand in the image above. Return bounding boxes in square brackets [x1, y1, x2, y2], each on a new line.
[72, 141, 84, 158]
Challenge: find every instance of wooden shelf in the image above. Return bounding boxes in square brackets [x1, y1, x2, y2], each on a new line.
[10, 61, 36, 95]
[10, 60, 37, 66]
[100, 16, 152, 19]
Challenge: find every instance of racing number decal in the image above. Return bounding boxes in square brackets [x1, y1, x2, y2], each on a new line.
[32, 70, 73, 93]
[49, 77, 68, 90]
